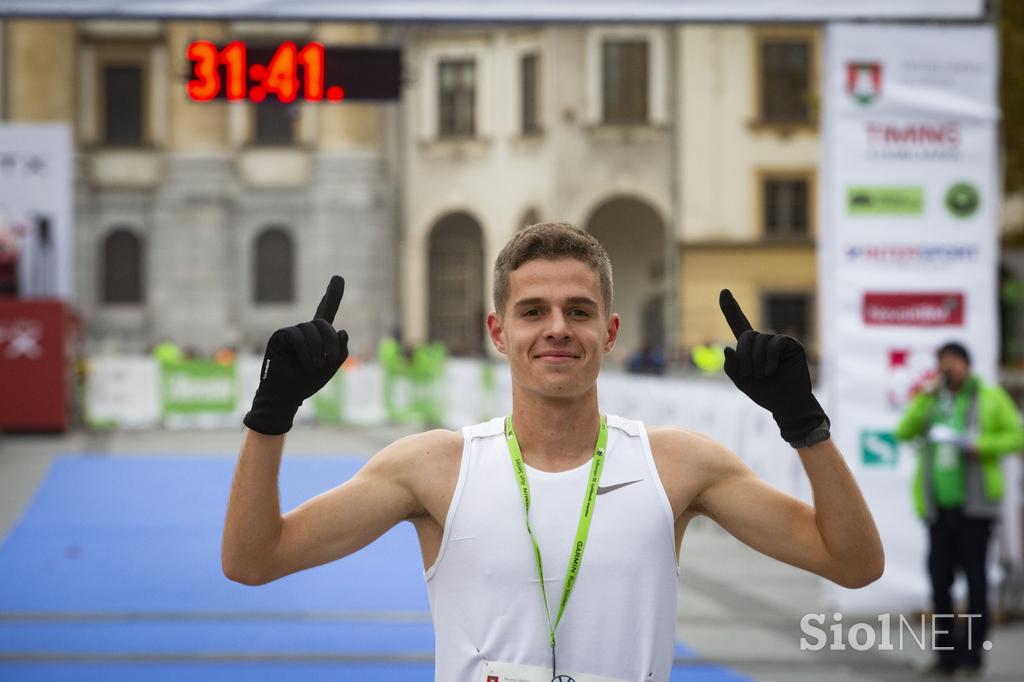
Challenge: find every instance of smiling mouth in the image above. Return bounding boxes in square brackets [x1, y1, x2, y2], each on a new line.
[535, 353, 580, 362]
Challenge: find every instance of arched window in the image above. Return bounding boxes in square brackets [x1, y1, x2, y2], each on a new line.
[101, 227, 144, 304]
[428, 213, 485, 356]
[253, 227, 295, 304]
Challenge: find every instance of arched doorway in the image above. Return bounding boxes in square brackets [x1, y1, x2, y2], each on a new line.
[585, 197, 667, 359]
[428, 212, 485, 356]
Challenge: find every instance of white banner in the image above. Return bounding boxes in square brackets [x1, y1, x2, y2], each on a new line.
[85, 356, 161, 428]
[820, 24, 1001, 614]
[82, 356, 810, 503]
[0, 124, 74, 300]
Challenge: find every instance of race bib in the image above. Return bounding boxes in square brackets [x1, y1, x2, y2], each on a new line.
[482, 660, 629, 682]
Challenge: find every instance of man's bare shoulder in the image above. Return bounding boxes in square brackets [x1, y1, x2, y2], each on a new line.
[358, 428, 464, 523]
[371, 428, 464, 475]
[645, 425, 746, 517]
[646, 425, 727, 465]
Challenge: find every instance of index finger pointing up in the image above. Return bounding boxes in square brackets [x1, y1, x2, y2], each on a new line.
[719, 289, 753, 339]
[315, 276, 345, 324]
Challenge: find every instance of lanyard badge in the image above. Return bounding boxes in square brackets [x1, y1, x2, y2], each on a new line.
[504, 415, 608, 682]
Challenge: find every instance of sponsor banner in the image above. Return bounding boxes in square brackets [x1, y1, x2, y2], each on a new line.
[863, 121, 964, 161]
[821, 24, 999, 614]
[846, 186, 923, 215]
[84, 357, 161, 428]
[834, 29, 996, 117]
[945, 181, 981, 217]
[313, 372, 345, 424]
[841, 117, 993, 169]
[862, 292, 965, 326]
[860, 430, 899, 468]
[843, 243, 978, 268]
[161, 360, 237, 416]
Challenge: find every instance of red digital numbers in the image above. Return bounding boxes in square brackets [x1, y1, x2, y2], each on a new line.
[221, 41, 247, 100]
[187, 41, 220, 101]
[298, 43, 325, 100]
[186, 40, 329, 103]
[265, 42, 297, 102]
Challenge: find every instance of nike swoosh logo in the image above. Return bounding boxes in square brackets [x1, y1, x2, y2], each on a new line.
[596, 479, 643, 495]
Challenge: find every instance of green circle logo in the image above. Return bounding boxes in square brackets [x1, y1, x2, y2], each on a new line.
[945, 182, 980, 218]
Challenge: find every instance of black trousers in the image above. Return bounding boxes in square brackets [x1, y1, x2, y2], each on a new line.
[928, 507, 993, 667]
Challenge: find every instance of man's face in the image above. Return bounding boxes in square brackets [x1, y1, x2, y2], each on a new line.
[938, 352, 970, 389]
[487, 258, 619, 400]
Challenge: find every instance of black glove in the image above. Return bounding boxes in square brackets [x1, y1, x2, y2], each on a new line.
[719, 289, 829, 449]
[243, 276, 349, 435]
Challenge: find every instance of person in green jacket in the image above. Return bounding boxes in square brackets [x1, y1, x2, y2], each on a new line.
[895, 342, 1023, 677]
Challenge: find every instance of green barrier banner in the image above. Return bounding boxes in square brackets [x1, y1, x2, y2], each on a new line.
[379, 338, 447, 425]
[161, 360, 237, 416]
[313, 371, 345, 424]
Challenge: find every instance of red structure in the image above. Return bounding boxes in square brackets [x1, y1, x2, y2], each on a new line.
[0, 299, 79, 432]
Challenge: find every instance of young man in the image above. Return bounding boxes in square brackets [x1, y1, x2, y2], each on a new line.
[223, 223, 884, 681]
[895, 342, 1023, 677]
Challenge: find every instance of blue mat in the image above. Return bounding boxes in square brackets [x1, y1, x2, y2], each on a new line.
[0, 455, 748, 681]
[0, 621, 435, 655]
[0, 456, 427, 614]
[0, 663, 748, 681]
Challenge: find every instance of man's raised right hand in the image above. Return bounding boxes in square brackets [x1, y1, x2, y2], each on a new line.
[243, 276, 350, 435]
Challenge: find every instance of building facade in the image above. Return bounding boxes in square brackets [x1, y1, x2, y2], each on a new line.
[2, 19, 399, 357]
[398, 23, 675, 360]
[16, 19, 991, 363]
[399, 22, 822, 361]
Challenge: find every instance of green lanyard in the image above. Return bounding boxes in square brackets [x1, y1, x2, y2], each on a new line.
[504, 414, 608, 680]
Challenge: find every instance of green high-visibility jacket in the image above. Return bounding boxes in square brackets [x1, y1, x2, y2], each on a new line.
[895, 375, 1023, 519]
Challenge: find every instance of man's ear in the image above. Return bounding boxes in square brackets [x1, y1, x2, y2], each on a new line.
[604, 313, 620, 353]
[486, 311, 507, 355]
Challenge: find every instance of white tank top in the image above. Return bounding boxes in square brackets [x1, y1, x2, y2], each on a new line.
[425, 415, 679, 682]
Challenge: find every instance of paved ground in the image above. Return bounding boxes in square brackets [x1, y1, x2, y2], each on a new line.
[2, 424, 1023, 681]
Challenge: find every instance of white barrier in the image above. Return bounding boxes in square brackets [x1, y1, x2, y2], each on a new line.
[83, 355, 805, 499]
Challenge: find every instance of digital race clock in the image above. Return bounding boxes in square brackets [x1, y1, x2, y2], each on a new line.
[186, 41, 401, 103]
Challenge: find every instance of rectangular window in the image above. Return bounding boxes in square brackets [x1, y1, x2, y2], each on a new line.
[103, 65, 143, 145]
[764, 293, 813, 346]
[602, 40, 648, 125]
[254, 102, 296, 146]
[760, 40, 811, 124]
[438, 59, 476, 138]
[763, 176, 809, 238]
[521, 53, 540, 135]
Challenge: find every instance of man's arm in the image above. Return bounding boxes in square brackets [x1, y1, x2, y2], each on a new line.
[222, 428, 455, 585]
[222, 274, 453, 585]
[677, 430, 883, 588]
[702, 290, 884, 588]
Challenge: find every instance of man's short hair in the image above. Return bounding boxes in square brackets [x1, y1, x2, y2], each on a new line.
[937, 341, 971, 366]
[492, 222, 613, 317]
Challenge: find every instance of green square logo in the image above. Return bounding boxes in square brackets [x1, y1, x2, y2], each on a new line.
[861, 430, 898, 467]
